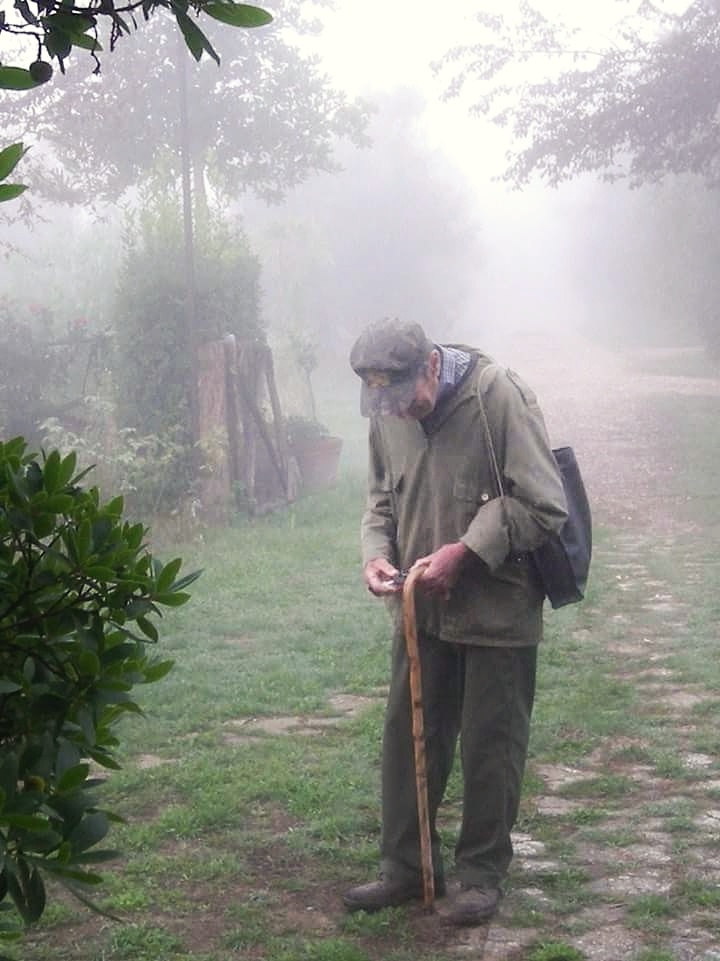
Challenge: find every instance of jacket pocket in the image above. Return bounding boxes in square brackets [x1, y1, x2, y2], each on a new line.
[453, 475, 494, 503]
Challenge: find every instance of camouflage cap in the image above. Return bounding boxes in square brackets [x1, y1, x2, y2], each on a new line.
[349, 318, 435, 416]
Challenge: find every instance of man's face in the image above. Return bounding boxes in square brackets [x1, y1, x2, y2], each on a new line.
[396, 350, 441, 420]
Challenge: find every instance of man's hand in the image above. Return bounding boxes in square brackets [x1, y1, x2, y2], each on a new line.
[412, 542, 471, 600]
[364, 557, 403, 596]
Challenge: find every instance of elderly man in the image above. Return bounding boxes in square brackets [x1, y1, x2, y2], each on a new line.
[344, 318, 567, 926]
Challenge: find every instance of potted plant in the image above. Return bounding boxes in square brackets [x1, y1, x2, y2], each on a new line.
[286, 415, 343, 492]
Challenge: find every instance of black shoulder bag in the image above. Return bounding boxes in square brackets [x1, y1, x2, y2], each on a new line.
[477, 367, 592, 609]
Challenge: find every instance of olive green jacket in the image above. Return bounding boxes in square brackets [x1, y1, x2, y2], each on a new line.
[360, 351, 568, 646]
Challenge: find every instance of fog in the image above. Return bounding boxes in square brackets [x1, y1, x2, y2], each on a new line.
[0, 0, 717, 507]
[5, 9, 720, 953]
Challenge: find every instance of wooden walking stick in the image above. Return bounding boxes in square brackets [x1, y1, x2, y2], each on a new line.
[401, 562, 435, 912]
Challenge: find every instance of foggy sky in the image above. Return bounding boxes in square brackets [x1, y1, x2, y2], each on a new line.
[1, 0, 708, 366]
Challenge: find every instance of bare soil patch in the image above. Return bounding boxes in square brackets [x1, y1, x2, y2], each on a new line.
[222, 691, 384, 743]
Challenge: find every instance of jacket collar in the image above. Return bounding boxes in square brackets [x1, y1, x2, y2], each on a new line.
[420, 349, 488, 433]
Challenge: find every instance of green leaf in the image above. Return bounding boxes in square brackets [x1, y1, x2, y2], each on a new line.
[5, 463, 28, 503]
[19, 828, 63, 854]
[56, 764, 90, 794]
[42, 493, 74, 513]
[0, 814, 50, 831]
[42, 450, 61, 493]
[0, 756, 19, 802]
[56, 740, 81, 780]
[100, 699, 144, 717]
[0, 932, 23, 946]
[170, 568, 203, 591]
[103, 495, 124, 517]
[70, 33, 102, 52]
[32, 514, 55, 537]
[85, 565, 116, 580]
[4, 872, 31, 924]
[69, 812, 109, 855]
[175, 9, 220, 64]
[45, 29, 73, 60]
[204, 2, 273, 28]
[0, 184, 27, 203]
[142, 659, 174, 683]
[69, 463, 94, 487]
[0, 67, 36, 90]
[39, 862, 103, 885]
[41, 12, 96, 33]
[74, 707, 96, 746]
[77, 518, 92, 560]
[0, 681, 21, 695]
[125, 597, 152, 618]
[24, 868, 45, 923]
[77, 650, 101, 675]
[91, 516, 113, 550]
[86, 750, 121, 771]
[26, 460, 43, 494]
[105, 810, 126, 825]
[57, 451, 77, 488]
[135, 616, 158, 642]
[0, 143, 27, 179]
[0, 436, 27, 459]
[155, 591, 191, 607]
[58, 881, 120, 922]
[155, 556, 182, 593]
[72, 848, 120, 864]
[125, 522, 146, 549]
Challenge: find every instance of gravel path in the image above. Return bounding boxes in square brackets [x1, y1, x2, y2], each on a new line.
[450, 336, 720, 960]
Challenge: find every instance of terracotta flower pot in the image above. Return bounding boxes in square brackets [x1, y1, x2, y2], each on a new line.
[292, 435, 343, 492]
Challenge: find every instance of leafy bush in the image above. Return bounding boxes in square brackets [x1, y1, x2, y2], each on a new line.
[0, 437, 199, 941]
[112, 181, 262, 512]
[0, 299, 75, 445]
[41, 403, 194, 519]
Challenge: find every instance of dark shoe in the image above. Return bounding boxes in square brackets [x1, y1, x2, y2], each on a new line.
[443, 885, 502, 926]
[343, 876, 446, 913]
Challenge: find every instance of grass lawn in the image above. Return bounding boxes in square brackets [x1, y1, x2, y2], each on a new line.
[11, 368, 720, 961]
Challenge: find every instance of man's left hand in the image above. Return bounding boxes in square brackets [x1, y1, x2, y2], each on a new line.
[411, 542, 471, 600]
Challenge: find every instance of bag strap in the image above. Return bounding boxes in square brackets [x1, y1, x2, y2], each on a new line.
[476, 363, 505, 497]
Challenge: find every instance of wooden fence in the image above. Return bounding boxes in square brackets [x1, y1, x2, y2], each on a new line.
[197, 334, 301, 519]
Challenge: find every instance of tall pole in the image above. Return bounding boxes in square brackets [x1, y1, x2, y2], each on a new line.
[177, 35, 200, 441]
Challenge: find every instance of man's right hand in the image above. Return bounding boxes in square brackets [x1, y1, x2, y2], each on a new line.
[364, 558, 403, 596]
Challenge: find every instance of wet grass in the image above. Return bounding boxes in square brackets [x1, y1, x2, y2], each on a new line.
[11, 380, 720, 961]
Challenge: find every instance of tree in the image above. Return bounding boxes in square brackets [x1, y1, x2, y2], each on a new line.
[438, 0, 720, 188]
[0, 0, 272, 82]
[247, 86, 484, 361]
[110, 176, 262, 513]
[435, 1, 720, 357]
[4, 0, 369, 205]
[0, 0, 272, 203]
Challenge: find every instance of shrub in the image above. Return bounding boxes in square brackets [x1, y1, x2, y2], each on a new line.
[0, 437, 199, 940]
[112, 183, 262, 512]
[41, 404, 194, 519]
[0, 299, 74, 446]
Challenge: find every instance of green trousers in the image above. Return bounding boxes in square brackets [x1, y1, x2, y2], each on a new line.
[380, 632, 537, 888]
